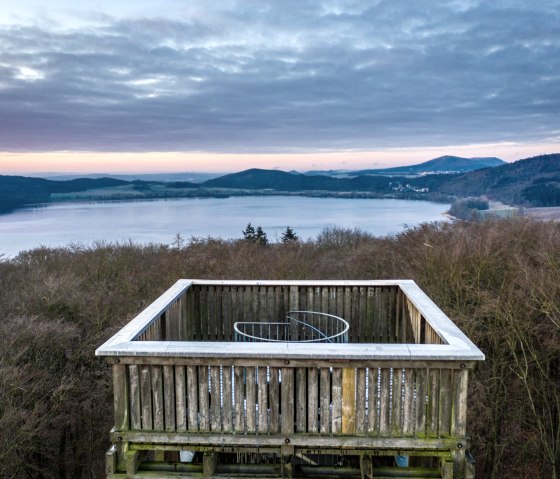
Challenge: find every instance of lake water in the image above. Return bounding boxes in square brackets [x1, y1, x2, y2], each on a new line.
[0, 196, 449, 257]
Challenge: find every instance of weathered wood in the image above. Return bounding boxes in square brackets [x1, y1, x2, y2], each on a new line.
[269, 367, 280, 433]
[234, 366, 245, 433]
[129, 365, 141, 430]
[258, 366, 268, 433]
[175, 366, 187, 432]
[186, 365, 198, 431]
[392, 368, 403, 434]
[281, 368, 294, 435]
[246, 367, 256, 433]
[151, 366, 164, 431]
[428, 369, 439, 435]
[198, 366, 209, 431]
[403, 368, 414, 435]
[222, 366, 233, 433]
[320, 367, 331, 434]
[367, 367, 379, 434]
[140, 365, 152, 430]
[342, 368, 356, 434]
[331, 368, 342, 434]
[439, 369, 453, 436]
[415, 368, 427, 436]
[307, 367, 319, 433]
[295, 368, 307, 432]
[379, 368, 390, 434]
[356, 368, 366, 434]
[125, 450, 140, 476]
[452, 369, 468, 437]
[210, 366, 221, 432]
[163, 365, 175, 431]
[203, 451, 217, 477]
[113, 364, 129, 431]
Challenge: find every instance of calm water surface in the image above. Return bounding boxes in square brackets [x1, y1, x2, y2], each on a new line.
[0, 196, 449, 257]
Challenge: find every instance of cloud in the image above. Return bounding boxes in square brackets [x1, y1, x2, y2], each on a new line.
[0, 0, 559, 153]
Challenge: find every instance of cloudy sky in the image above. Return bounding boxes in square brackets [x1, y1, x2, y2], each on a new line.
[1, 0, 559, 173]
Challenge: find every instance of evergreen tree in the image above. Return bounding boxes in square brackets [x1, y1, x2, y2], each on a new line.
[242, 223, 256, 242]
[281, 226, 299, 243]
[255, 226, 268, 245]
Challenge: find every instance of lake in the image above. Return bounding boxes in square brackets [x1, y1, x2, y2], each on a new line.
[0, 196, 450, 257]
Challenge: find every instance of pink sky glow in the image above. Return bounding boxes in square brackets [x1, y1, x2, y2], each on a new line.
[1, 142, 558, 175]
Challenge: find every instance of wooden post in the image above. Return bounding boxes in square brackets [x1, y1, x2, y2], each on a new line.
[342, 368, 356, 434]
[203, 451, 218, 477]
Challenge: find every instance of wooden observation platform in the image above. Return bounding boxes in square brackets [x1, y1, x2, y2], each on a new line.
[96, 280, 484, 478]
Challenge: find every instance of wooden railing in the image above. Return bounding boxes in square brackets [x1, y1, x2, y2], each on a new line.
[97, 280, 483, 478]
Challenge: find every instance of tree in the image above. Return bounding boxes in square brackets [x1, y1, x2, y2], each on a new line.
[281, 226, 299, 243]
[242, 223, 257, 242]
[255, 226, 268, 245]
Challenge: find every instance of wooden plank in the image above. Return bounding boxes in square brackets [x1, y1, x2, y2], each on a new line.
[452, 369, 468, 437]
[366, 287, 374, 342]
[342, 368, 356, 434]
[331, 368, 343, 434]
[175, 366, 187, 432]
[186, 365, 198, 431]
[151, 365, 164, 430]
[222, 286, 231, 341]
[344, 287, 351, 333]
[140, 365, 152, 430]
[222, 365, 233, 433]
[356, 368, 366, 434]
[428, 369, 440, 435]
[246, 367, 257, 433]
[439, 369, 453, 436]
[367, 367, 379, 434]
[320, 368, 331, 434]
[379, 368, 390, 434]
[210, 366, 222, 432]
[415, 368, 427, 436]
[193, 286, 202, 341]
[307, 367, 319, 433]
[258, 366, 269, 433]
[392, 368, 402, 434]
[351, 286, 360, 342]
[207, 286, 217, 341]
[163, 365, 175, 431]
[129, 365, 141, 430]
[234, 366, 245, 433]
[113, 364, 129, 431]
[403, 368, 414, 435]
[281, 368, 294, 434]
[269, 367, 280, 433]
[295, 368, 307, 432]
[198, 365, 209, 431]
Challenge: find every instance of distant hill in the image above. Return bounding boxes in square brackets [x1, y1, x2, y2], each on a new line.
[434, 153, 560, 206]
[351, 156, 505, 176]
[30, 172, 223, 183]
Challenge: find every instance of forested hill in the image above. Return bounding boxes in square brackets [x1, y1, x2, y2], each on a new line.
[0, 176, 131, 213]
[435, 153, 560, 206]
[1, 154, 559, 213]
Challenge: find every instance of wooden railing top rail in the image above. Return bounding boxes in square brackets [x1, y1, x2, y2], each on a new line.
[95, 279, 484, 362]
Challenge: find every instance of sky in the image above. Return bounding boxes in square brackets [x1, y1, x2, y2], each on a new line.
[0, 0, 559, 174]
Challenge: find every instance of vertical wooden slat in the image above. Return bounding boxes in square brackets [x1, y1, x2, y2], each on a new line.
[356, 368, 366, 434]
[379, 368, 390, 434]
[342, 368, 356, 434]
[320, 368, 331, 434]
[186, 365, 198, 431]
[222, 287, 231, 341]
[175, 366, 187, 432]
[367, 367, 379, 434]
[281, 368, 294, 434]
[392, 368, 402, 434]
[415, 368, 427, 436]
[234, 366, 245, 433]
[222, 366, 233, 432]
[428, 369, 440, 435]
[366, 287, 374, 342]
[246, 367, 256, 433]
[403, 368, 414, 435]
[129, 365, 141, 430]
[452, 369, 469, 437]
[258, 366, 269, 433]
[198, 366, 209, 431]
[194, 286, 202, 341]
[163, 365, 175, 431]
[113, 364, 129, 431]
[439, 369, 453, 436]
[210, 366, 222, 432]
[269, 367, 280, 433]
[331, 368, 343, 434]
[351, 287, 360, 342]
[344, 287, 351, 334]
[307, 368, 319, 433]
[200, 286, 208, 341]
[208, 286, 216, 341]
[295, 368, 307, 432]
[151, 366, 164, 431]
[140, 365, 152, 430]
